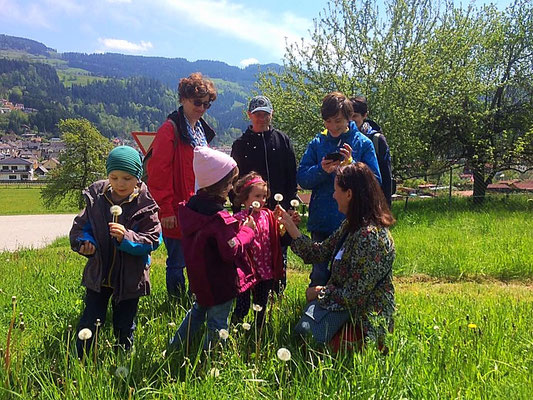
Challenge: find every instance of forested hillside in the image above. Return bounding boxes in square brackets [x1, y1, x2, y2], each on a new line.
[0, 34, 280, 145]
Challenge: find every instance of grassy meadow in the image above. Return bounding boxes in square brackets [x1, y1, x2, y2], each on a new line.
[0, 195, 532, 398]
[0, 186, 79, 215]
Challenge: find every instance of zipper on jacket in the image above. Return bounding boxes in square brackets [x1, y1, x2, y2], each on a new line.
[260, 131, 271, 185]
[103, 190, 138, 287]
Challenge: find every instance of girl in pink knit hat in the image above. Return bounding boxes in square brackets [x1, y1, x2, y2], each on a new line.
[169, 147, 256, 351]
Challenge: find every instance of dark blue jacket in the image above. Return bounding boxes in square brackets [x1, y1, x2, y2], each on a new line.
[297, 121, 381, 234]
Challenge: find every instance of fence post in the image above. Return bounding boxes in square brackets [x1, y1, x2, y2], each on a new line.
[448, 166, 453, 207]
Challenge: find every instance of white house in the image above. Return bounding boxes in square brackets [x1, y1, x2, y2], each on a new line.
[0, 157, 34, 181]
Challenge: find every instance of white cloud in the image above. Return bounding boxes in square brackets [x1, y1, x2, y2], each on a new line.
[98, 38, 153, 53]
[159, 0, 311, 59]
[0, 0, 52, 28]
[239, 58, 259, 68]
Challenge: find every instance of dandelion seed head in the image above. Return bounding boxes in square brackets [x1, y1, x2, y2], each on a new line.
[115, 366, 129, 378]
[277, 347, 291, 361]
[251, 201, 261, 209]
[290, 199, 300, 208]
[252, 304, 263, 312]
[78, 328, 93, 341]
[110, 205, 123, 216]
[274, 193, 283, 202]
[242, 322, 251, 331]
[218, 329, 229, 340]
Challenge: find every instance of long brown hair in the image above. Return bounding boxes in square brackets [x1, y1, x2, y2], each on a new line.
[336, 162, 395, 232]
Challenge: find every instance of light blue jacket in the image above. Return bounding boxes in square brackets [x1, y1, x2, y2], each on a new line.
[297, 121, 381, 234]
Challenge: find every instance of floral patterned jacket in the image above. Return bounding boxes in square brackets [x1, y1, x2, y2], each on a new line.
[291, 221, 395, 338]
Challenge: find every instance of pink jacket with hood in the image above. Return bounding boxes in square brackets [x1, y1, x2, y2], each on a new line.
[178, 193, 256, 307]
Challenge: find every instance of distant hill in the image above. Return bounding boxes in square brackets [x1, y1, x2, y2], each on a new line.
[0, 34, 56, 56]
[0, 34, 282, 145]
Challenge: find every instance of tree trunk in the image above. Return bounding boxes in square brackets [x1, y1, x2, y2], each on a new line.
[472, 168, 487, 204]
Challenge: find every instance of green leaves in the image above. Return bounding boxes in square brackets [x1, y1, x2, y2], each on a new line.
[258, 0, 533, 195]
[40, 118, 113, 209]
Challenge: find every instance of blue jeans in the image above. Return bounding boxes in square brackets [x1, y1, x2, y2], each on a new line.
[169, 299, 233, 350]
[309, 231, 332, 287]
[76, 287, 139, 356]
[163, 237, 186, 297]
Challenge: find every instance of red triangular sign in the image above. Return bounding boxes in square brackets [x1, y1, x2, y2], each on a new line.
[131, 132, 156, 155]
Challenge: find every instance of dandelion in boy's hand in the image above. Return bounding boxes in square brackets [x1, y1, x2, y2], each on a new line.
[252, 304, 263, 312]
[290, 199, 300, 208]
[242, 322, 251, 331]
[468, 323, 477, 329]
[277, 347, 291, 361]
[209, 368, 220, 378]
[218, 329, 229, 340]
[274, 193, 283, 203]
[78, 328, 92, 341]
[110, 205, 123, 223]
[115, 366, 129, 378]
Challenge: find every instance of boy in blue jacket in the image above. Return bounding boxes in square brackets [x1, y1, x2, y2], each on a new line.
[297, 92, 381, 287]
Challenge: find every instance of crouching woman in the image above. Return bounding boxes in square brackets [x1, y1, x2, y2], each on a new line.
[276, 162, 395, 349]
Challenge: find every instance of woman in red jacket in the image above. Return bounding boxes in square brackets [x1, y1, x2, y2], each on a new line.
[147, 72, 217, 297]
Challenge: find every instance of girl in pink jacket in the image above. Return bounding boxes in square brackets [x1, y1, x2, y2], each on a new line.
[169, 147, 256, 351]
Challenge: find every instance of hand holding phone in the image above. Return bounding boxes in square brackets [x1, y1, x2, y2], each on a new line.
[324, 152, 344, 161]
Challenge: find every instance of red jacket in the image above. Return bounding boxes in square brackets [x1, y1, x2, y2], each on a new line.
[147, 108, 215, 238]
[178, 195, 256, 307]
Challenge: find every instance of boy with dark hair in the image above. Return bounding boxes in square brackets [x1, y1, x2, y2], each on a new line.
[351, 96, 393, 207]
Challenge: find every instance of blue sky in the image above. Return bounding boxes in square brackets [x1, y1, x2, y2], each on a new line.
[1, 0, 515, 68]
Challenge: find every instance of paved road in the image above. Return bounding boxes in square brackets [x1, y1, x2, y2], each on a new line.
[0, 214, 78, 252]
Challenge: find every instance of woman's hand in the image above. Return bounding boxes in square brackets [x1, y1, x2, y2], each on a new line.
[109, 222, 126, 242]
[78, 241, 96, 256]
[275, 205, 302, 239]
[288, 209, 301, 226]
[306, 286, 325, 302]
[161, 215, 177, 229]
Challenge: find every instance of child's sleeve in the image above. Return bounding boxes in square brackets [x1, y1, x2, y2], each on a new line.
[117, 211, 162, 256]
[215, 223, 255, 264]
[69, 208, 96, 253]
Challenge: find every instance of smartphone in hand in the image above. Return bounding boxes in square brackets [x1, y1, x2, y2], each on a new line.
[324, 152, 344, 161]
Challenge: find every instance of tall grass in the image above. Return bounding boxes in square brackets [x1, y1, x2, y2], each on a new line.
[0, 195, 531, 398]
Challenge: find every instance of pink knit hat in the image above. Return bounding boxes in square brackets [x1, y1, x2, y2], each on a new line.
[193, 146, 237, 189]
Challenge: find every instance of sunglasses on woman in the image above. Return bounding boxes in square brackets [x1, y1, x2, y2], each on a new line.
[193, 99, 212, 109]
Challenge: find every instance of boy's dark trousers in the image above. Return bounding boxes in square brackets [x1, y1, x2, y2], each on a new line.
[76, 287, 139, 357]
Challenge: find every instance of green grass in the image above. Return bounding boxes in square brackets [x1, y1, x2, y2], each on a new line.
[0, 186, 79, 215]
[390, 195, 533, 280]
[0, 195, 531, 398]
[0, 240, 531, 398]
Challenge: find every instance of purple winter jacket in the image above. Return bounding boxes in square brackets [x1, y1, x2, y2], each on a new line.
[178, 196, 256, 307]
